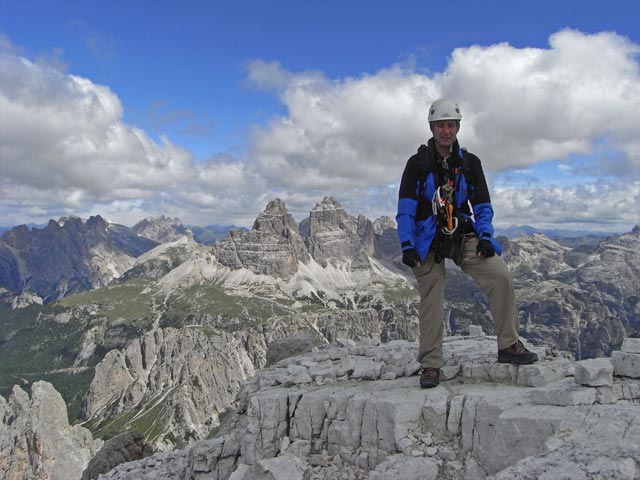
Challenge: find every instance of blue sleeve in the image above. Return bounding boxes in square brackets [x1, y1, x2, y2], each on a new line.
[397, 198, 418, 250]
[473, 202, 502, 255]
[396, 156, 420, 251]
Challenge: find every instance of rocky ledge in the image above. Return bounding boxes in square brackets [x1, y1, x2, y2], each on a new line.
[0, 381, 103, 480]
[95, 335, 640, 480]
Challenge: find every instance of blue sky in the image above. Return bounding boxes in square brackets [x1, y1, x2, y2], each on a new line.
[1, 0, 639, 232]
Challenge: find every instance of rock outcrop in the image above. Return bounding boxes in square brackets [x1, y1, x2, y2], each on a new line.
[504, 228, 640, 359]
[80, 431, 153, 480]
[118, 234, 201, 281]
[305, 196, 371, 270]
[209, 197, 400, 281]
[0, 381, 102, 480]
[95, 336, 640, 479]
[372, 216, 399, 259]
[612, 337, 640, 378]
[10, 290, 44, 309]
[132, 215, 193, 244]
[155, 198, 408, 309]
[212, 199, 310, 278]
[80, 327, 255, 450]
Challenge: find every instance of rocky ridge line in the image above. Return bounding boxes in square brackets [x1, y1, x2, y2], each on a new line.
[80, 327, 256, 451]
[96, 335, 640, 480]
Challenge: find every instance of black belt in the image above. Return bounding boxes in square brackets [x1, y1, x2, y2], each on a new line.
[459, 216, 475, 235]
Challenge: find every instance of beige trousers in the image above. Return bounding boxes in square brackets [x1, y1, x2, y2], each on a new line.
[413, 235, 519, 368]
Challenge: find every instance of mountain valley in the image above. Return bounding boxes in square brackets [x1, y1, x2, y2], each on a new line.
[0, 197, 638, 478]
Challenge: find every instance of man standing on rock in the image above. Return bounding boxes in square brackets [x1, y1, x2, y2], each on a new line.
[396, 99, 538, 388]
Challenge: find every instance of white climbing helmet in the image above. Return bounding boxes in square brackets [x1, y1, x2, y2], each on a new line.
[428, 99, 462, 123]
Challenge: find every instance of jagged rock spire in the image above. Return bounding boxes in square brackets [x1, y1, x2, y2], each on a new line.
[213, 198, 309, 277]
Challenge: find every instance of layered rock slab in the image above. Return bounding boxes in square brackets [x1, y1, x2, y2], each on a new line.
[212, 199, 309, 278]
[96, 337, 640, 479]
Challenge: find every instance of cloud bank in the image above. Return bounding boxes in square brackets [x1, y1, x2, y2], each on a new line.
[1, 29, 639, 232]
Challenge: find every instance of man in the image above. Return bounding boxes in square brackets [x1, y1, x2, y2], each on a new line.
[396, 99, 538, 389]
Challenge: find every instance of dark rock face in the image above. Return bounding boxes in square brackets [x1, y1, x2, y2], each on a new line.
[80, 431, 153, 480]
[298, 217, 310, 239]
[0, 216, 157, 302]
[373, 216, 400, 259]
[0, 243, 22, 292]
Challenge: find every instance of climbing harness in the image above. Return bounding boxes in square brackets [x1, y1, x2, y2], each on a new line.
[432, 184, 458, 235]
[431, 163, 469, 265]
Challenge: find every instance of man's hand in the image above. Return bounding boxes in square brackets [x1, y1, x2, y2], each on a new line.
[476, 239, 495, 257]
[402, 248, 421, 268]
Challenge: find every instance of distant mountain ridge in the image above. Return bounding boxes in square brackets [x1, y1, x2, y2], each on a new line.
[0, 216, 622, 304]
[189, 224, 248, 244]
[0, 216, 242, 302]
[0, 196, 638, 466]
[0, 216, 158, 302]
[495, 224, 618, 239]
[131, 215, 192, 243]
[0, 199, 400, 303]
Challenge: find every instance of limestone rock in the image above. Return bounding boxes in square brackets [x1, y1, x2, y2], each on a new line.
[10, 290, 44, 309]
[509, 228, 640, 360]
[369, 454, 439, 480]
[119, 235, 201, 281]
[574, 357, 614, 386]
[622, 337, 640, 354]
[304, 196, 371, 270]
[212, 199, 309, 278]
[612, 350, 640, 378]
[247, 454, 311, 480]
[266, 331, 327, 366]
[530, 378, 597, 406]
[80, 431, 152, 480]
[131, 215, 193, 243]
[80, 327, 255, 450]
[0, 381, 102, 480]
[95, 336, 640, 480]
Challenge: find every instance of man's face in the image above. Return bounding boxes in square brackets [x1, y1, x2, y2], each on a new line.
[431, 120, 460, 149]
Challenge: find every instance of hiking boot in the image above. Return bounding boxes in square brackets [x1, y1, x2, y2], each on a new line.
[420, 367, 440, 388]
[498, 340, 539, 365]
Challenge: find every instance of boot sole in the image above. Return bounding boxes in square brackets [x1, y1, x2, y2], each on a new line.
[497, 356, 538, 365]
[420, 381, 440, 389]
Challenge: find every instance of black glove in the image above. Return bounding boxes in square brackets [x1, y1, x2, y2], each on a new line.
[476, 239, 495, 258]
[402, 248, 421, 268]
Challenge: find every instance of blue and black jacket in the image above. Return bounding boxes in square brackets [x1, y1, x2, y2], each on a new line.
[396, 137, 502, 261]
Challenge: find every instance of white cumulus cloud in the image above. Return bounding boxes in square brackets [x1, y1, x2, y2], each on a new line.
[0, 53, 193, 205]
[1, 29, 639, 232]
[245, 29, 640, 230]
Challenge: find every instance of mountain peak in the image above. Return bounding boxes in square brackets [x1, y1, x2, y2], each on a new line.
[86, 215, 108, 232]
[313, 196, 343, 211]
[262, 198, 289, 215]
[253, 198, 298, 233]
[132, 216, 190, 243]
